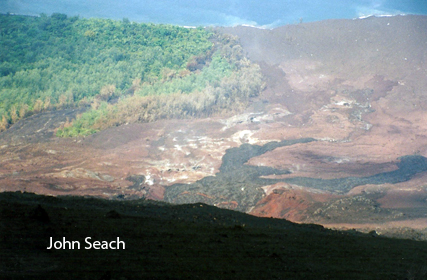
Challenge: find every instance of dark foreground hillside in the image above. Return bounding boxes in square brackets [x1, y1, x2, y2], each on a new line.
[1, 192, 427, 279]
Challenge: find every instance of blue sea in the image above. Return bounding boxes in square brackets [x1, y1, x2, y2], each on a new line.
[0, 0, 426, 27]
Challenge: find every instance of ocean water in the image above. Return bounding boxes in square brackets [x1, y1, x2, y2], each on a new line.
[0, 0, 426, 27]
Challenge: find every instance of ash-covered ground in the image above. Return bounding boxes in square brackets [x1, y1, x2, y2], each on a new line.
[2, 15, 427, 234]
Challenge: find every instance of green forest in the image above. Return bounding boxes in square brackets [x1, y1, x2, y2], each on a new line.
[0, 13, 264, 136]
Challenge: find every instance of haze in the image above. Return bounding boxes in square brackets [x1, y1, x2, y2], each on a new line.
[1, 0, 426, 27]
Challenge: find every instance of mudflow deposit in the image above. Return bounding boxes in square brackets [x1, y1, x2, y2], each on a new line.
[2, 15, 427, 235]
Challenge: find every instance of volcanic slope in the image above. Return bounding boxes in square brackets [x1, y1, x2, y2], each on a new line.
[219, 15, 427, 228]
[2, 191, 427, 280]
[2, 15, 427, 233]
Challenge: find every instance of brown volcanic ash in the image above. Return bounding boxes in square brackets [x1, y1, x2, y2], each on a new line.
[2, 15, 427, 231]
[220, 15, 427, 225]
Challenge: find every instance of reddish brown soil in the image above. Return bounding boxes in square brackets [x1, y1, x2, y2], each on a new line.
[250, 182, 336, 221]
[2, 15, 427, 231]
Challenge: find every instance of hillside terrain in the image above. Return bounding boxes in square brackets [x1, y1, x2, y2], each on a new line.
[2, 191, 427, 279]
[0, 14, 262, 136]
[1, 14, 427, 238]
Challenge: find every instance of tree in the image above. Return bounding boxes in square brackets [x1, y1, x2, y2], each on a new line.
[9, 106, 19, 124]
[84, 30, 96, 40]
[0, 115, 9, 131]
[97, 85, 116, 101]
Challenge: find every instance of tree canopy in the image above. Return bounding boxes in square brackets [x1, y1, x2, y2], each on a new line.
[0, 13, 264, 136]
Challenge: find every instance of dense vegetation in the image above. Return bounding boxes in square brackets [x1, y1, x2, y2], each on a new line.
[0, 13, 264, 136]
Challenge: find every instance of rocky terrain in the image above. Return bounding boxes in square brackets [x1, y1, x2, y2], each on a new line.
[2, 15, 427, 235]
